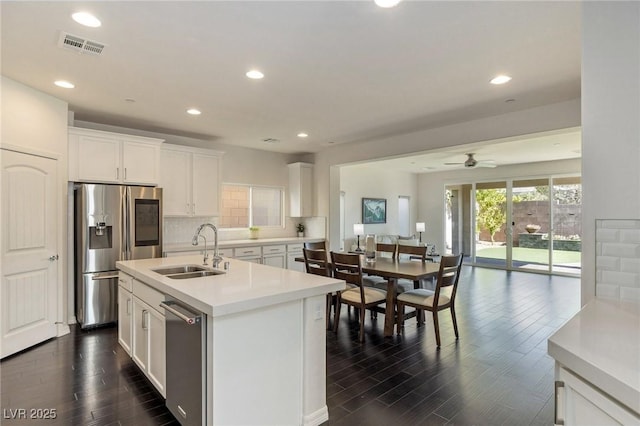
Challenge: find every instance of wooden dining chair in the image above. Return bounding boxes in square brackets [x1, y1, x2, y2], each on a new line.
[396, 244, 431, 290]
[362, 243, 397, 289]
[396, 253, 464, 347]
[302, 247, 334, 329]
[304, 240, 327, 251]
[331, 251, 387, 342]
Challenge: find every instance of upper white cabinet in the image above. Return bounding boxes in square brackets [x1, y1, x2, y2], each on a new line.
[68, 127, 163, 185]
[288, 162, 313, 217]
[160, 144, 223, 217]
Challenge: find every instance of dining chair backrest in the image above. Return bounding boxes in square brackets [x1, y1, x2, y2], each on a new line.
[330, 252, 363, 287]
[396, 244, 428, 261]
[376, 243, 397, 259]
[303, 248, 330, 277]
[433, 253, 464, 304]
[304, 241, 327, 251]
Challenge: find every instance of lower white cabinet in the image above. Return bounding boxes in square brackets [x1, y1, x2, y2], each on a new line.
[119, 272, 166, 398]
[287, 243, 305, 272]
[234, 246, 262, 264]
[555, 366, 640, 426]
[118, 285, 133, 355]
[262, 245, 286, 268]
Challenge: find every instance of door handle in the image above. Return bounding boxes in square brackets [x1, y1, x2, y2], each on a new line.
[116, 167, 119, 180]
[124, 168, 127, 180]
[142, 309, 148, 330]
[49, 254, 59, 261]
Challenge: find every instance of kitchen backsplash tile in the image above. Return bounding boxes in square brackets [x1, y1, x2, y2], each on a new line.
[596, 219, 640, 302]
[163, 216, 326, 244]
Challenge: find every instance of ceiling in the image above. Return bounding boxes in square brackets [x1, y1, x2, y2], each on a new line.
[1, 1, 581, 162]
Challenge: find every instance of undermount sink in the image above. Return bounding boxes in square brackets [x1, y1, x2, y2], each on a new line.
[152, 264, 225, 280]
[168, 270, 225, 279]
[152, 265, 208, 275]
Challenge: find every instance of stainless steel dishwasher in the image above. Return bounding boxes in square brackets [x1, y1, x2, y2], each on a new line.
[160, 298, 206, 426]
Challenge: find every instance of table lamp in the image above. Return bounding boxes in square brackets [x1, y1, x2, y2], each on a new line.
[416, 222, 425, 243]
[353, 223, 364, 252]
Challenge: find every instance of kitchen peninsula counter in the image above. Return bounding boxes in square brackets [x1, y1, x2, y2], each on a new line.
[116, 254, 345, 426]
[548, 298, 640, 420]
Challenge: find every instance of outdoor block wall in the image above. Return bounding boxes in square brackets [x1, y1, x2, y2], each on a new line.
[596, 219, 640, 302]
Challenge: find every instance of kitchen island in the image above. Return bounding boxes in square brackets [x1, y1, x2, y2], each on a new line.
[117, 254, 345, 426]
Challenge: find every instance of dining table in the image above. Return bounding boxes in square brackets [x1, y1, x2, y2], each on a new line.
[297, 254, 441, 337]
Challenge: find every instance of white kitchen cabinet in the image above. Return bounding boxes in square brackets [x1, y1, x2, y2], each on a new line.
[233, 246, 262, 264]
[131, 279, 166, 397]
[287, 243, 305, 272]
[262, 244, 286, 268]
[161, 144, 223, 217]
[68, 127, 163, 185]
[117, 285, 133, 355]
[555, 366, 640, 426]
[288, 162, 313, 217]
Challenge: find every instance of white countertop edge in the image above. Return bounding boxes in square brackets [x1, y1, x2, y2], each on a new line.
[117, 256, 345, 318]
[547, 298, 640, 414]
[164, 237, 325, 252]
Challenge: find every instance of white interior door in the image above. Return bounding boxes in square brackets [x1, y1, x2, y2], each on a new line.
[1, 149, 58, 358]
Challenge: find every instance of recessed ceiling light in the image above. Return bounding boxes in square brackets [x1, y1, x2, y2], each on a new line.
[246, 70, 264, 79]
[490, 75, 512, 85]
[375, 0, 401, 8]
[297, 132, 308, 138]
[54, 80, 75, 89]
[186, 108, 201, 115]
[72, 12, 101, 28]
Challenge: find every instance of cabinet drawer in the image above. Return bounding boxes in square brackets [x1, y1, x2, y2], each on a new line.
[263, 244, 286, 255]
[287, 243, 304, 253]
[133, 279, 165, 314]
[217, 248, 233, 257]
[118, 272, 134, 292]
[234, 246, 262, 257]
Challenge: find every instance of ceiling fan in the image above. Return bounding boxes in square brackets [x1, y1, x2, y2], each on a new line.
[445, 153, 496, 168]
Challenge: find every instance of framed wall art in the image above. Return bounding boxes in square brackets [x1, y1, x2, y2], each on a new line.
[362, 198, 386, 224]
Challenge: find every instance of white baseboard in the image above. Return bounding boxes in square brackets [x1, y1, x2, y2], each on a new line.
[303, 406, 329, 426]
[56, 323, 70, 337]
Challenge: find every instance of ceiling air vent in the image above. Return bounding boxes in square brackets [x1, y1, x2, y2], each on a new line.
[58, 32, 106, 55]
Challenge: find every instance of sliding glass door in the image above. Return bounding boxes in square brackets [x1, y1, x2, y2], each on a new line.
[512, 178, 550, 272]
[551, 177, 581, 275]
[474, 181, 508, 268]
[448, 176, 581, 276]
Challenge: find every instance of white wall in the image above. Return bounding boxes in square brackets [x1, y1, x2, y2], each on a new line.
[582, 2, 640, 304]
[340, 166, 418, 248]
[314, 99, 581, 251]
[417, 158, 581, 253]
[1, 76, 70, 330]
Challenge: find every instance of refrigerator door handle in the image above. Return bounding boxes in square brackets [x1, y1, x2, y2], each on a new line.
[123, 187, 130, 260]
[92, 274, 119, 280]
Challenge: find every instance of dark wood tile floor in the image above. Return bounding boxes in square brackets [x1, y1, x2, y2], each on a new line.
[1, 267, 579, 425]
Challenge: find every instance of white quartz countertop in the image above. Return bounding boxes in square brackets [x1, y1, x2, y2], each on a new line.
[164, 237, 324, 253]
[116, 254, 345, 318]
[548, 298, 640, 413]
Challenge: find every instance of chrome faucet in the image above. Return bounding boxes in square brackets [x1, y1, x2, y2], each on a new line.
[192, 223, 222, 267]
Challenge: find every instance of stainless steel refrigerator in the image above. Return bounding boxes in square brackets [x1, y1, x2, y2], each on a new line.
[75, 183, 162, 328]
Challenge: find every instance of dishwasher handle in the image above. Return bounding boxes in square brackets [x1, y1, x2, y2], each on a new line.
[160, 301, 201, 325]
